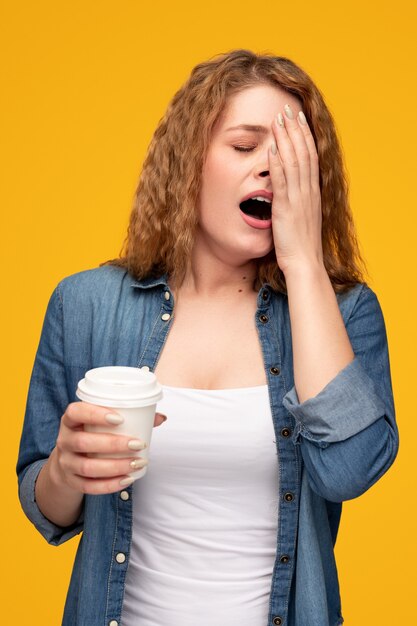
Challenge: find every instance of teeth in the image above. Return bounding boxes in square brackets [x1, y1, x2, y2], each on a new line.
[250, 196, 272, 203]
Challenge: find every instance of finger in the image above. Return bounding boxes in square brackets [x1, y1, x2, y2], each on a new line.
[154, 412, 168, 427]
[272, 111, 300, 191]
[67, 473, 139, 495]
[281, 104, 312, 195]
[268, 142, 288, 206]
[296, 110, 320, 189]
[64, 453, 148, 480]
[63, 402, 123, 430]
[60, 429, 147, 455]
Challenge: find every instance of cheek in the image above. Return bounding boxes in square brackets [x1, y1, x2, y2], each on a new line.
[203, 157, 229, 192]
[199, 148, 242, 224]
[204, 146, 239, 183]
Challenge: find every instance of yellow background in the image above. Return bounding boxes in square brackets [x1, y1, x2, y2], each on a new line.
[1, 0, 416, 622]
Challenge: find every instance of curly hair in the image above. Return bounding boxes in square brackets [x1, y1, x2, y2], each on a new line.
[103, 49, 366, 293]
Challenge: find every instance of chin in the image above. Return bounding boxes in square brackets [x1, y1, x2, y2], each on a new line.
[252, 250, 275, 263]
[247, 239, 275, 260]
[258, 247, 277, 263]
[235, 244, 275, 264]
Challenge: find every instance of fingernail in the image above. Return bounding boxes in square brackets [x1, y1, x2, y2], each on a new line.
[284, 104, 294, 119]
[130, 458, 148, 470]
[276, 113, 284, 127]
[271, 142, 277, 155]
[128, 439, 147, 451]
[120, 476, 136, 486]
[298, 110, 307, 125]
[105, 413, 124, 425]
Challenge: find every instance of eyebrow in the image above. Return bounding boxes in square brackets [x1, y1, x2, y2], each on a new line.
[225, 124, 269, 134]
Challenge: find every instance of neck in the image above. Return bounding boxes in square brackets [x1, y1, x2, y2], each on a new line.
[173, 239, 259, 299]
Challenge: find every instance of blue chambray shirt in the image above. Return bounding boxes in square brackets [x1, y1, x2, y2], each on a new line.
[16, 266, 399, 626]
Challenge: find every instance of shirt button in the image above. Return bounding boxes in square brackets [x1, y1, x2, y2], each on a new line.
[273, 617, 283, 625]
[115, 552, 126, 564]
[259, 314, 269, 324]
[281, 427, 291, 438]
[270, 366, 280, 375]
[262, 290, 269, 301]
[280, 554, 290, 564]
[109, 621, 118, 626]
[161, 313, 171, 321]
[120, 490, 130, 501]
[164, 291, 170, 300]
[283, 492, 294, 502]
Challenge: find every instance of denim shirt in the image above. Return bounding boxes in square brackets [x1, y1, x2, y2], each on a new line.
[17, 266, 399, 626]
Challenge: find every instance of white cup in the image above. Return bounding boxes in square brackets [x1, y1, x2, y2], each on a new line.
[76, 366, 163, 478]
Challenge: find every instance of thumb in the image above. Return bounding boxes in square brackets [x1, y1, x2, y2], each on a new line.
[154, 412, 168, 427]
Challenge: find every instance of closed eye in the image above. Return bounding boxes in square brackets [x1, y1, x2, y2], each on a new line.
[233, 145, 257, 152]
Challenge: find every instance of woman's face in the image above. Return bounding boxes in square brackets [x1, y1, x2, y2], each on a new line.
[196, 83, 302, 266]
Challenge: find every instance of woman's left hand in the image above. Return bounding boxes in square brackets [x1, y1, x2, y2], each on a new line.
[268, 104, 323, 275]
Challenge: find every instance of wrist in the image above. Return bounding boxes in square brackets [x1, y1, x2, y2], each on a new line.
[282, 258, 328, 285]
[36, 449, 84, 527]
[44, 448, 78, 497]
[47, 447, 65, 489]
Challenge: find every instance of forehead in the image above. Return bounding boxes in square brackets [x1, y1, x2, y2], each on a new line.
[214, 84, 301, 133]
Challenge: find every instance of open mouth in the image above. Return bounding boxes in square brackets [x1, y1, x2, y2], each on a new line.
[239, 197, 272, 221]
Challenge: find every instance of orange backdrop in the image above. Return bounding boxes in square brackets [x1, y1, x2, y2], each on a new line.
[2, 0, 416, 623]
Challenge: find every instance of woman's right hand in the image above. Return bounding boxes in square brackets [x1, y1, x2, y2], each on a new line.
[50, 401, 167, 495]
[35, 402, 167, 527]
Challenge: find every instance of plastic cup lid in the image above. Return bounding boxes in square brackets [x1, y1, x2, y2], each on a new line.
[76, 366, 163, 408]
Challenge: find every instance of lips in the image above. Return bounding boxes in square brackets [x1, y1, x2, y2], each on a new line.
[239, 189, 273, 229]
[240, 189, 273, 204]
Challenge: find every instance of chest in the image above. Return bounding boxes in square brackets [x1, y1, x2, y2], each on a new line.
[154, 294, 267, 389]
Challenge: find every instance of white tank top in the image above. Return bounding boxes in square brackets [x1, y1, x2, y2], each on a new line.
[121, 384, 279, 626]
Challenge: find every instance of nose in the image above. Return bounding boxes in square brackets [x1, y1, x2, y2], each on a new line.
[255, 147, 270, 179]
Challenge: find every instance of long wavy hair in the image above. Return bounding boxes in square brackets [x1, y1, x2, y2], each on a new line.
[103, 49, 366, 293]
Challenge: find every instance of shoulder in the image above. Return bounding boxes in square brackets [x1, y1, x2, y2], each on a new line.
[271, 281, 379, 326]
[336, 283, 389, 352]
[54, 265, 167, 318]
[56, 265, 131, 299]
[54, 265, 144, 313]
[336, 282, 382, 325]
[275, 282, 381, 324]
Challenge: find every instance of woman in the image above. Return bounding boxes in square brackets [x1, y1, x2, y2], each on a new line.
[17, 49, 399, 626]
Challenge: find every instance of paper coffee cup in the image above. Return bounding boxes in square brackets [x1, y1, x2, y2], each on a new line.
[76, 366, 163, 478]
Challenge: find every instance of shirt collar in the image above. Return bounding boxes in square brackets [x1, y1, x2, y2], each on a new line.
[130, 273, 274, 297]
[130, 273, 169, 290]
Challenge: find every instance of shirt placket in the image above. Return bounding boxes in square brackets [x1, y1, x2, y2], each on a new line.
[256, 287, 301, 626]
[105, 285, 175, 626]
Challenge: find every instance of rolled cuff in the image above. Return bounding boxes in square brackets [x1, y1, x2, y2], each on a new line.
[19, 459, 84, 546]
[283, 358, 387, 448]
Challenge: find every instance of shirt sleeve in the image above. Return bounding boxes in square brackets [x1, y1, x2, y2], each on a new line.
[16, 284, 84, 545]
[282, 284, 399, 502]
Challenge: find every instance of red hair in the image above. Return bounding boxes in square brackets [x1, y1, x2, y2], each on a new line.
[104, 49, 366, 293]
